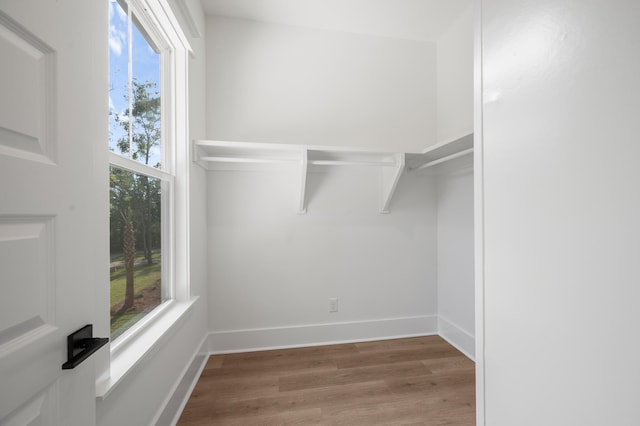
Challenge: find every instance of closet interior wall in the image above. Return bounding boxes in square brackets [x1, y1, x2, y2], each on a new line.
[202, 6, 474, 355]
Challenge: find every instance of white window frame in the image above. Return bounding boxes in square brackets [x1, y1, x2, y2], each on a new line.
[97, 0, 193, 399]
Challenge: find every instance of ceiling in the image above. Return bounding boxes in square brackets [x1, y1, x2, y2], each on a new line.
[200, 0, 472, 42]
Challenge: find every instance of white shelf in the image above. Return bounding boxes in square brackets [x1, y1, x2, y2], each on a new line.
[193, 140, 400, 170]
[193, 134, 472, 213]
[405, 133, 474, 173]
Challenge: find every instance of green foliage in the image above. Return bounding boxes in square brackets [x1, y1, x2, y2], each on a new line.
[110, 257, 161, 338]
[114, 79, 161, 166]
[110, 168, 161, 258]
[109, 254, 161, 307]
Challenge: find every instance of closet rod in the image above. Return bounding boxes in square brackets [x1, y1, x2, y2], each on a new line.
[199, 156, 297, 164]
[309, 160, 396, 167]
[414, 148, 473, 171]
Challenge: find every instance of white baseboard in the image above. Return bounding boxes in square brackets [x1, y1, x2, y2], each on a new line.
[207, 315, 438, 354]
[438, 316, 475, 360]
[152, 334, 209, 426]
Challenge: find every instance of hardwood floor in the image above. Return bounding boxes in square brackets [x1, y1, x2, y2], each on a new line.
[178, 336, 475, 425]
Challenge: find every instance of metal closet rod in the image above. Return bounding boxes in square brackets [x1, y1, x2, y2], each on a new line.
[413, 147, 474, 171]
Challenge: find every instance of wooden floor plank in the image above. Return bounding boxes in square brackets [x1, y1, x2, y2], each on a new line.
[184, 408, 324, 426]
[335, 345, 460, 370]
[178, 336, 475, 426]
[205, 381, 396, 421]
[221, 343, 359, 369]
[353, 336, 445, 353]
[279, 360, 429, 392]
[421, 355, 475, 374]
[192, 374, 280, 400]
[385, 370, 475, 397]
[204, 355, 224, 369]
[321, 397, 440, 426]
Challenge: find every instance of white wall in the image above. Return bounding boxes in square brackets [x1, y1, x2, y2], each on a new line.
[206, 16, 437, 152]
[96, 0, 209, 424]
[437, 168, 474, 358]
[206, 169, 438, 351]
[436, 4, 473, 142]
[479, 0, 640, 424]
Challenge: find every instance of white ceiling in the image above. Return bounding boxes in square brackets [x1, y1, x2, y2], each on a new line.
[200, 0, 472, 42]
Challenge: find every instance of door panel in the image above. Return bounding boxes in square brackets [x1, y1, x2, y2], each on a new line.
[2, 386, 56, 426]
[0, 217, 59, 422]
[0, 10, 55, 165]
[0, 0, 107, 424]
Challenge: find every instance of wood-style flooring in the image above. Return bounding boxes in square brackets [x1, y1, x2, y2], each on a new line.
[178, 336, 475, 426]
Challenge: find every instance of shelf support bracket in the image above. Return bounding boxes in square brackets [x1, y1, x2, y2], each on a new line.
[298, 149, 308, 214]
[379, 153, 405, 214]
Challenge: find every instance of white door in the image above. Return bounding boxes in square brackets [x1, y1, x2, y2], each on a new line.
[0, 0, 107, 424]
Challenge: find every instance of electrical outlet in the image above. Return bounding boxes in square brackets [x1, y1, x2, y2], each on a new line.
[329, 297, 338, 313]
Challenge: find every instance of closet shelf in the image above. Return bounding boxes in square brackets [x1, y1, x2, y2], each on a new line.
[193, 140, 400, 170]
[405, 133, 474, 173]
[193, 134, 472, 214]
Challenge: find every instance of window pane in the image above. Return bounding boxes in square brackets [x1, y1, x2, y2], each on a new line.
[110, 166, 162, 340]
[132, 17, 162, 168]
[108, 2, 162, 168]
[108, 0, 129, 154]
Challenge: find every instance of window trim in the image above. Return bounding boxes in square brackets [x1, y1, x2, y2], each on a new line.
[98, 0, 193, 398]
[109, 152, 173, 182]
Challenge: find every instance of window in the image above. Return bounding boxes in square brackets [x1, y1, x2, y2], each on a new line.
[98, 0, 192, 396]
[108, 0, 182, 341]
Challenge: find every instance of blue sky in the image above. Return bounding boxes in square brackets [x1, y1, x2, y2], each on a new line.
[109, 0, 162, 166]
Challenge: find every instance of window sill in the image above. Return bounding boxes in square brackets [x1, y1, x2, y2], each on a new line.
[95, 296, 198, 400]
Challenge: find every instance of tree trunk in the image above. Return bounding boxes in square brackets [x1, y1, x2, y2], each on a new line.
[117, 218, 136, 315]
[143, 176, 153, 265]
